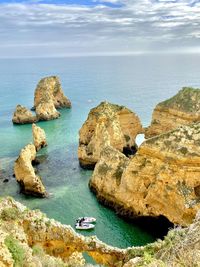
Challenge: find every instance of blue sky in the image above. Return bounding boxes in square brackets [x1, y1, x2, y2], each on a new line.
[0, 0, 122, 7]
[0, 0, 200, 57]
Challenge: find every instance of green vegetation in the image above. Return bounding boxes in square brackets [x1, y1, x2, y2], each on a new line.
[179, 147, 188, 155]
[177, 181, 193, 198]
[32, 244, 44, 256]
[5, 236, 25, 267]
[159, 87, 200, 113]
[0, 207, 21, 221]
[98, 163, 112, 175]
[124, 134, 130, 142]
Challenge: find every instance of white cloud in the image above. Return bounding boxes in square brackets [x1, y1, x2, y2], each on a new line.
[0, 0, 199, 57]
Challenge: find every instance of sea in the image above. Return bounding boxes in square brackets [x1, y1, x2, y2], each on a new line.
[0, 54, 199, 249]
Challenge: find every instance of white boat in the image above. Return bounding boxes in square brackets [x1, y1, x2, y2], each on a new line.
[75, 223, 95, 230]
[77, 217, 96, 223]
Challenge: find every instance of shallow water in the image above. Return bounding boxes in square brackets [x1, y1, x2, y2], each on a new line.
[0, 54, 200, 248]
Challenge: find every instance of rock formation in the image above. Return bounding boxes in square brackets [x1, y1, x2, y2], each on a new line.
[32, 123, 47, 151]
[14, 144, 47, 197]
[12, 105, 37, 124]
[0, 197, 200, 267]
[34, 76, 71, 121]
[145, 87, 200, 138]
[78, 101, 142, 169]
[12, 76, 71, 124]
[90, 122, 200, 226]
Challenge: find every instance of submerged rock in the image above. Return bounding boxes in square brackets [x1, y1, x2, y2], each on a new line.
[32, 123, 47, 151]
[12, 105, 37, 124]
[34, 76, 71, 121]
[0, 197, 200, 267]
[145, 87, 200, 138]
[14, 144, 47, 197]
[78, 101, 142, 169]
[90, 123, 200, 226]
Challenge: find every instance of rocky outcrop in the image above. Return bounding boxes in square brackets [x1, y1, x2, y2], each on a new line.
[12, 105, 37, 124]
[34, 76, 71, 121]
[0, 197, 200, 267]
[78, 101, 142, 169]
[14, 144, 47, 197]
[12, 76, 71, 124]
[90, 123, 200, 226]
[32, 123, 47, 151]
[0, 197, 127, 267]
[145, 87, 200, 138]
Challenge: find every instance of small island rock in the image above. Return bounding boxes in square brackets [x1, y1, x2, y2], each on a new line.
[14, 144, 47, 197]
[12, 105, 37, 124]
[145, 87, 200, 138]
[34, 76, 71, 121]
[32, 123, 47, 151]
[78, 101, 142, 169]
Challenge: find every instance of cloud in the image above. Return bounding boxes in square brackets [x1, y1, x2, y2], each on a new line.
[0, 0, 199, 57]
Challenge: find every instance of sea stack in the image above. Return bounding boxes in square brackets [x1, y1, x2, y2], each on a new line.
[90, 122, 200, 226]
[34, 76, 71, 121]
[78, 101, 143, 169]
[145, 87, 200, 138]
[12, 105, 37, 124]
[14, 144, 47, 197]
[32, 123, 47, 151]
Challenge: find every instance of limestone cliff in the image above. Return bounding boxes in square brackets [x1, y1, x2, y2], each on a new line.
[145, 87, 200, 138]
[90, 122, 200, 226]
[12, 105, 37, 124]
[0, 197, 200, 267]
[78, 101, 142, 169]
[34, 76, 71, 121]
[14, 144, 47, 197]
[32, 124, 47, 151]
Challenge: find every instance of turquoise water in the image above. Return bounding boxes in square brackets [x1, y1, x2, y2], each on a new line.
[0, 54, 200, 248]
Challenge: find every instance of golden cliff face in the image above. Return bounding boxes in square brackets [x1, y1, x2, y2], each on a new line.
[90, 123, 200, 226]
[14, 144, 47, 197]
[145, 87, 200, 138]
[32, 124, 47, 152]
[78, 101, 142, 169]
[34, 76, 71, 121]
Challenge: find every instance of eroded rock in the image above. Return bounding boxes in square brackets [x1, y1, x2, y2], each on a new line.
[12, 105, 37, 124]
[32, 123, 47, 151]
[78, 101, 142, 169]
[34, 76, 71, 121]
[0, 197, 200, 267]
[14, 144, 47, 197]
[145, 87, 200, 138]
[90, 123, 200, 226]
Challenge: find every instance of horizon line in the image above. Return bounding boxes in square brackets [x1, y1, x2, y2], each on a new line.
[1, 50, 200, 59]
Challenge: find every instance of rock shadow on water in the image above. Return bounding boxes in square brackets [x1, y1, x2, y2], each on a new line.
[91, 188, 173, 240]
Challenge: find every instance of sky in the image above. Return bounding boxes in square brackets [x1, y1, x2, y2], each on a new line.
[0, 0, 200, 57]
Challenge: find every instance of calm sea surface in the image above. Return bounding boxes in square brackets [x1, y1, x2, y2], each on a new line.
[0, 54, 200, 248]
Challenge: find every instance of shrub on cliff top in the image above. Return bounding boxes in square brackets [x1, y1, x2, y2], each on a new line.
[0, 207, 21, 221]
[5, 235, 25, 267]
